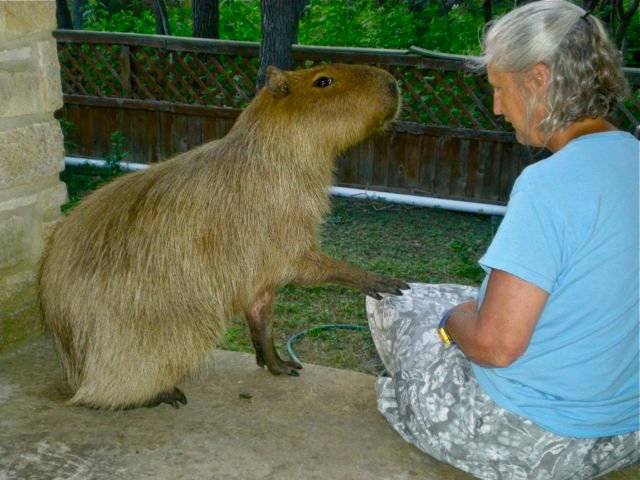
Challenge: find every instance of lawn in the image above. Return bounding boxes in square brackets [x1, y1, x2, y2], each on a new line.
[61, 164, 497, 374]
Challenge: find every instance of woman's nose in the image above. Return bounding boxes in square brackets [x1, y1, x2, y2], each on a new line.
[493, 95, 502, 116]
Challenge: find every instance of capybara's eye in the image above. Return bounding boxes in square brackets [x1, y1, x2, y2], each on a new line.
[313, 76, 334, 88]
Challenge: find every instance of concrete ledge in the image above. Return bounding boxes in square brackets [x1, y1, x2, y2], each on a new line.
[0, 338, 637, 480]
[0, 337, 471, 480]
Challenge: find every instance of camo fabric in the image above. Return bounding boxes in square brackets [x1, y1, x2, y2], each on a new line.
[366, 283, 639, 480]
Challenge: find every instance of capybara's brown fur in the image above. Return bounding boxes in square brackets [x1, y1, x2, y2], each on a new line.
[38, 64, 408, 410]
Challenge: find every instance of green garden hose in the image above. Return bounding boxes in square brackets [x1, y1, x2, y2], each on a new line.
[286, 323, 368, 365]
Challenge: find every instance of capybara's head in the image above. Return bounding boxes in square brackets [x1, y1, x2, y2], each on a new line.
[244, 63, 400, 155]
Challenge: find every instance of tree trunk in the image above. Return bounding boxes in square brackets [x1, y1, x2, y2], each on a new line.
[582, 0, 600, 11]
[56, 0, 74, 29]
[406, 0, 428, 13]
[613, 0, 639, 48]
[72, 0, 88, 29]
[193, 0, 219, 38]
[482, 0, 492, 24]
[582, 0, 638, 51]
[256, 0, 307, 91]
[150, 0, 171, 36]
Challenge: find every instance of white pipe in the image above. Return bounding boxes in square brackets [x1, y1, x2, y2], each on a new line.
[65, 156, 148, 171]
[330, 187, 506, 216]
[64, 156, 506, 216]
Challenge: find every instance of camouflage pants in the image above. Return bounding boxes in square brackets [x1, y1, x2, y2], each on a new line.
[366, 283, 639, 480]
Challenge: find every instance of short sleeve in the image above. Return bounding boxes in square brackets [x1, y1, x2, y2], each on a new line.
[479, 184, 564, 293]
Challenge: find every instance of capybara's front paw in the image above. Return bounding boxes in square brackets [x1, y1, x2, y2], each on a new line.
[361, 275, 410, 300]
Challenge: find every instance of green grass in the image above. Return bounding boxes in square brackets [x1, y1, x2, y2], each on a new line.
[60, 165, 497, 374]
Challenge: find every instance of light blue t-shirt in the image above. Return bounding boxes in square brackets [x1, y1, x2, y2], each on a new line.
[472, 131, 639, 438]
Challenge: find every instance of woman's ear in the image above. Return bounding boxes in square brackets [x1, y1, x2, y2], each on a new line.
[529, 63, 550, 91]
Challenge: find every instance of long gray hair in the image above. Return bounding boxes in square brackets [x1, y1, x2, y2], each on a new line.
[478, 0, 629, 134]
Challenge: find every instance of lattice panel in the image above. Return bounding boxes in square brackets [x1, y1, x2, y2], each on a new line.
[126, 46, 258, 108]
[58, 42, 127, 97]
[57, 36, 639, 133]
[389, 65, 509, 130]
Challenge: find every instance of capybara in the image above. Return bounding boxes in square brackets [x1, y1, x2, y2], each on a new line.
[39, 63, 409, 410]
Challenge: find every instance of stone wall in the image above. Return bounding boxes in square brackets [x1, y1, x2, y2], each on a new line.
[0, 1, 67, 352]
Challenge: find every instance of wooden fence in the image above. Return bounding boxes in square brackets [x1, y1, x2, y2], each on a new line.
[55, 30, 640, 205]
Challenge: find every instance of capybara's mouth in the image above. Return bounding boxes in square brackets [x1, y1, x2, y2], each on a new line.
[379, 91, 402, 132]
[380, 118, 396, 132]
[382, 80, 402, 130]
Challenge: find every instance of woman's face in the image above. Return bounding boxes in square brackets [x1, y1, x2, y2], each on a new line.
[487, 65, 546, 147]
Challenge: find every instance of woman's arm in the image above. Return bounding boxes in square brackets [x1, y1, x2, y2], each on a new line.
[447, 269, 549, 368]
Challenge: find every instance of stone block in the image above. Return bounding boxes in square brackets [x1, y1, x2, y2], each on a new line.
[0, 270, 35, 315]
[0, 46, 34, 73]
[0, 301, 41, 354]
[0, 215, 27, 270]
[0, 121, 64, 190]
[0, 189, 38, 213]
[0, 40, 61, 117]
[35, 40, 63, 113]
[0, 1, 56, 42]
[36, 180, 67, 222]
[0, 69, 41, 118]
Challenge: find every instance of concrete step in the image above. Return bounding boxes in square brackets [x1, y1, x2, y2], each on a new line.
[0, 338, 637, 480]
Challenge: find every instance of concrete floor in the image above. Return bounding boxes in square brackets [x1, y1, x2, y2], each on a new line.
[0, 338, 638, 480]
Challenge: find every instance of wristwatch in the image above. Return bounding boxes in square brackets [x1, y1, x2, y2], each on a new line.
[437, 307, 455, 348]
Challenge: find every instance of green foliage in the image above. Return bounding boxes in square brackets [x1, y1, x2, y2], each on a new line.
[625, 8, 640, 66]
[298, 0, 415, 49]
[83, 0, 261, 40]
[410, 3, 485, 55]
[168, 5, 194, 37]
[58, 118, 77, 155]
[447, 238, 486, 283]
[219, 0, 261, 41]
[60, 164, 124, 213]
[80, 0, 639, 66]
[83, 0, 156, 33]
[299, 0, 484, 54]
[105, 131, 128, 174]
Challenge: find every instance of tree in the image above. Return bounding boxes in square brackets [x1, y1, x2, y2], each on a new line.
[256, 0, 308, 90]
[611, 0, 639, 48]
[193, 0, 219, 38]
[72, 0, 89, 29]
[56, 0, 74, 29]
[581, 0, 639, 50]
[482, 0, 492, 24]
[150, 0, 171, 35]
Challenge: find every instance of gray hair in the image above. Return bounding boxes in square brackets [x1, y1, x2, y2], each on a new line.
[477, 0, 629, 134]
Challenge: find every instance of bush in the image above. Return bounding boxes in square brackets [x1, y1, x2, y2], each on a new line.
[80, 0, 639, 66]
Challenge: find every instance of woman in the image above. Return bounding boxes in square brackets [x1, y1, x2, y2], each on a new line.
[367, 1, 639, 479]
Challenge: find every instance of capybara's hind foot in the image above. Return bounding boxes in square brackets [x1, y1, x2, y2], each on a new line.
[247, 289, 304, 377]
[266, 356, 303, 377]
[254, 348, 302, 376]
[144, 387, 188, 409]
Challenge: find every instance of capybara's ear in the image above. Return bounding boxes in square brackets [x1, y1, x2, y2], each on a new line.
[266, 66, 290, 98]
